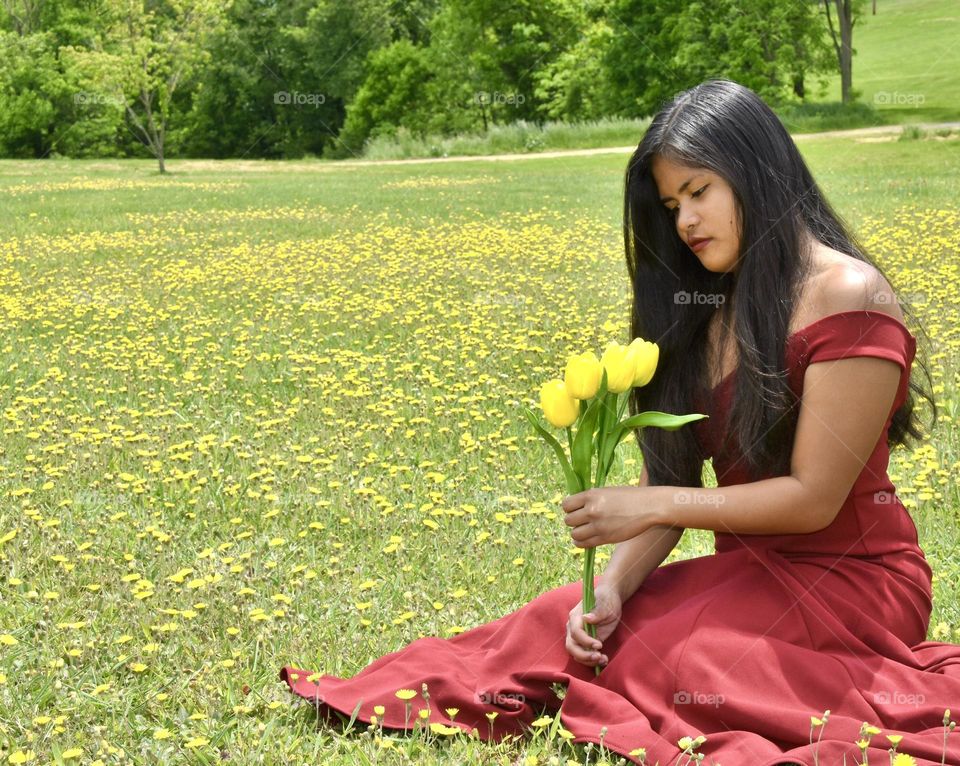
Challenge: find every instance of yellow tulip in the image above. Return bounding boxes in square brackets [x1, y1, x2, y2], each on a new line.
[629, 338, 659, 387]
[599, 342, 638, 393]
[539, 379, 579, 428]
[564, 351, 602, 399]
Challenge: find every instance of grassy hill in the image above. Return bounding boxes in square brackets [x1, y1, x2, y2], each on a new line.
[817, 0, 960, 122]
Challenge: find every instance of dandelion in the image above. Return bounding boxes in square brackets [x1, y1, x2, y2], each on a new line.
[486, 710, 499, 738]
[184, 737, 208, 748]
[809, 709, 830, 766]
[395, 688, 416, 728]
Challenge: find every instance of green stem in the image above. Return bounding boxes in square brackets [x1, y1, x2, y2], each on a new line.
[586, 391, 622, 677]
[617, 390, 629, 421]
[594, 407, 605, 488]
[582, 544, 600, 677]
[594, 391, 615, 487]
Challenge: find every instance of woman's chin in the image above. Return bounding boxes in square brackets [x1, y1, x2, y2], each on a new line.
[698, 252, 739, 274]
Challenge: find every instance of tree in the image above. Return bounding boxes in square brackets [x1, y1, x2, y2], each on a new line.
[181, 0, 442, 160]
[338, 39, 437, 153]
[63, 0, 229, 173]
[822, 0, 866, 104]
[533, 1, 618, 121]
[605, 0, 835, 117]
[1, 0, 46, 36]
[427, 0, 582, 130]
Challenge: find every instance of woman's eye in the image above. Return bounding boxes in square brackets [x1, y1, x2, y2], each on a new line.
[692, 185, 708, 198]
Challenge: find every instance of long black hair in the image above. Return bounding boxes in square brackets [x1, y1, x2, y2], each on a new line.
[624, 78, 937, 488]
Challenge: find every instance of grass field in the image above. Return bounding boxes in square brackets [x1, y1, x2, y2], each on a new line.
[0, 130, 959, 765]
[819, 0, 960, 123]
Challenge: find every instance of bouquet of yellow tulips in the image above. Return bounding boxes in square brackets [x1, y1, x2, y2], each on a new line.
[522, 338, 706, 676]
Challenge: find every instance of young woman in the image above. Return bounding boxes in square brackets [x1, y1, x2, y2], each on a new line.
[281, 80, 960, 766]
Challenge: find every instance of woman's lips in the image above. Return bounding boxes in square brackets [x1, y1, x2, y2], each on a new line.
[690, 238, 711, 253]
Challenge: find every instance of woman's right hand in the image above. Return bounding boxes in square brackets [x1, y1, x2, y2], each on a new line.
[565, 583, 623, 668]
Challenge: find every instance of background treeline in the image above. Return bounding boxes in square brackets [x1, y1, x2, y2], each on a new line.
[0, 0, 852, 163]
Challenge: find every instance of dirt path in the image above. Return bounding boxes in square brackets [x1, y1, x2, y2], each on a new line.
[332, 121, 960, 167]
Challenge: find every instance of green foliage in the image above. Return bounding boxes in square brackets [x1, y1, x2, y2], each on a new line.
[0, 1, 133, 158]
[426, 0, 582, 129]
[0, 31, 61, 157]
[605, 0, 836, 116]
[62, 0, 230, 172]
[0, 0, 953, 160]
[338, 40, 437, 155]
[533, 16, 618, 121]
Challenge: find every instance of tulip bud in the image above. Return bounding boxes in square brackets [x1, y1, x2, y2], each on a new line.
[599, 342, 637, 393]
[539, 379, 579, 428]
[564, 352, 602, 400]
[629, 338, 659, 387]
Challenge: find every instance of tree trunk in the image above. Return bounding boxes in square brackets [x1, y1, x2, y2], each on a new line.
[140, 90, 166, 174]
[822, 0, 855, 104]
[839, 0, 853, 103]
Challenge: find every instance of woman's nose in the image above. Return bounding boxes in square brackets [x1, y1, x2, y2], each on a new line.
[677, 205, 700, 234]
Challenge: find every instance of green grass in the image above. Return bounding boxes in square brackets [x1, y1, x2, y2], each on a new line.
[818, 0, 960, 123]
[0, 133, 958, 765]
[360, 117, 652, 161]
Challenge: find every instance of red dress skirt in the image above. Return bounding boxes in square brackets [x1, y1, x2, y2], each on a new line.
[281, 310, 960, 766]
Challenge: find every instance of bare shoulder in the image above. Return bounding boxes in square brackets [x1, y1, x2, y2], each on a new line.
[801, 249, 905, 327]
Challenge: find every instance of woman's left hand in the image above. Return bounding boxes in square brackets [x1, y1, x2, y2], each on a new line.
[562, 486, 667, 547]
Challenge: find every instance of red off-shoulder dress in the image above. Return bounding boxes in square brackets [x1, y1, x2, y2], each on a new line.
[281, 310, 960, 766]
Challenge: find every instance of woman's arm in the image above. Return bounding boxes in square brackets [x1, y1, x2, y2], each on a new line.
[600, 463, 685, 602]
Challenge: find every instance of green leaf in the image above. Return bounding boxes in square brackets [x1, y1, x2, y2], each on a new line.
[600, 411, 710, 484]
[617, 411, 708, 432]
[521, 405, 582, 494]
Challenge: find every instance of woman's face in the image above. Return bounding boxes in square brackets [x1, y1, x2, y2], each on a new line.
[651, 155, 742, 274]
